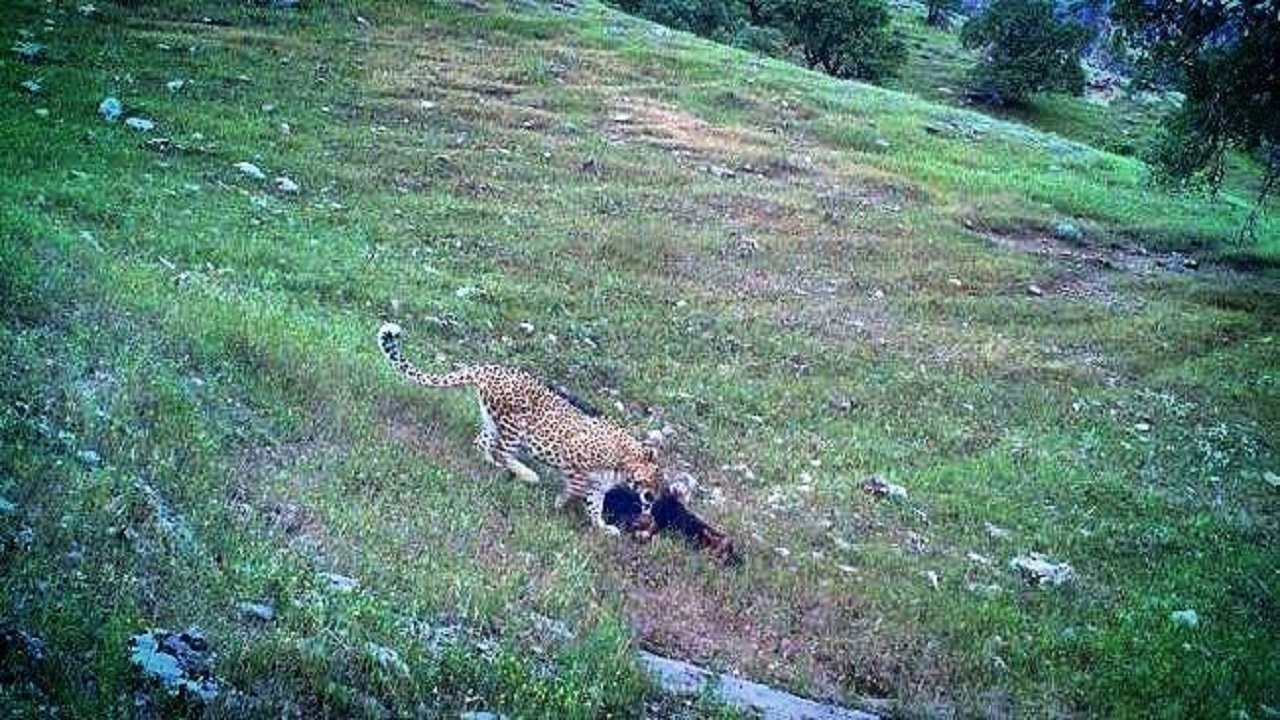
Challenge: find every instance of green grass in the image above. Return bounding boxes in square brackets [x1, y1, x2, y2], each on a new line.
[1, 1, 1277, 717]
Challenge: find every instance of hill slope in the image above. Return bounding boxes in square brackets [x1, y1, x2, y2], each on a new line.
[2, 1, 1276, 717]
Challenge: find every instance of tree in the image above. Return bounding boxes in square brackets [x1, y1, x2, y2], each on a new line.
[1113, 0, 1279, 213]
[925, 0, 961, 29]
[960, 0, 1092, 104]
[776, 0, 907, 82]
[610, 0, 738, 39]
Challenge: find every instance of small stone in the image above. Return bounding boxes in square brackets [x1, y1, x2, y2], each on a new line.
[12, 41, 45, 63]
[517, 321, 535, 334]
[1133, 422, 1151, 433]
[78, 3, 98, 16]
[836, 564, 857, 574]
[234, 162, 266, 181]
[366, 642, 409, 676]
[984, 522, 1010, 540]
[98, 97, 123, 122]
[34, 108, 49, 118]
[321, 572, 359, 593]
[77, 449, 101, 466]
[273, 175, 299, 193]
[1264, 471, 1279, 489]
[419, 100, 437, 111]
[1010, 553, 1073, 587]
[774, 546, 791, 558]
[236, 602, 276, 622]
[1182, 257, 1199, 270]
[966, 552, 993, 565]
[1027, 284, 1044, 297]
[1170, 609, 1199, 628]
[862, 474, 907, 500]
[20, 78, 41, 94]
[124, 117, 155, 132]
[165, 79, 186, 92]
[947, 277, 962, 288]
[923, 570, 940, 590]
[1052, 221, 1083, 243]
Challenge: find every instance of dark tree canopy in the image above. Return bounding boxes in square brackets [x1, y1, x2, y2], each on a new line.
[777, 0, 907, 82]
[925, 0, 961, 28]
[961, 0, 1092, 104]
[1114, 0, 1280, 199]
[609, 0, 738, 39]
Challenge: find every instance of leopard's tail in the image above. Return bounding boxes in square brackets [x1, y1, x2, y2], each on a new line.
[377, 323, 477, 388]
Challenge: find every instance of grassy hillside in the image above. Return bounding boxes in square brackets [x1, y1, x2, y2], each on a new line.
[2, 1, 1276, 717]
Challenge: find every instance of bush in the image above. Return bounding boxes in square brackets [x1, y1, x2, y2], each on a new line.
[609, 0, 738, 39]
[960, 0, 1091, 105]
[925, 0, 961, 29]
[776, 0, 907, 82]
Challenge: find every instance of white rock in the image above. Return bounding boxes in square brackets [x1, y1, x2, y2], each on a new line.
[124, 117, 155, 132]
[273, 175, 299, 193]
[98, 97, 123, 122]
[1170, 609, 1199, 628]
[165, 79, 186, 92]
[1010, 553, 1073, 587]
[320, 572, 359, 593]
[862, 474, 907, 500]
[984, 522, 1010, 540]
[234, 162, 266, 180]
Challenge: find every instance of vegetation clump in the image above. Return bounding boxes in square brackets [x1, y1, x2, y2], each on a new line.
[960, 0, 1092, 105]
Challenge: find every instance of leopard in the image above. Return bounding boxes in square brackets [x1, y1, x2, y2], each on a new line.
[377, 322, 664, 535]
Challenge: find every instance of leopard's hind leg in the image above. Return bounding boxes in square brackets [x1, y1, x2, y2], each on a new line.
[481, 406, 540, 485]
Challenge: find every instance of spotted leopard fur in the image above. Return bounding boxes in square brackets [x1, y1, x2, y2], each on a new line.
[378, 323, 662, 535]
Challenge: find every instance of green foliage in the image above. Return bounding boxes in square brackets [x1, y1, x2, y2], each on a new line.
[609, 0, 740, 39]
[0, 0, 1277, 718]
[776, 0, 907, 81]
[925, 0, 961, 28]
[960, 0, 1091, 104]
[1114, 0, 1280, 203]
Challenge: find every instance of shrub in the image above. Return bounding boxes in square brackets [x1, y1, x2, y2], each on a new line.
[960, 0, 1091, 105]
[776, 0, 907, 82]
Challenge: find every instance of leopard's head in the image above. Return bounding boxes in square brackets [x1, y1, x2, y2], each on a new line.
[624, 446, 664, 513]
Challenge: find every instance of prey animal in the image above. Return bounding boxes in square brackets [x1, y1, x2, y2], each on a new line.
[603, 481, 741, 565]
[377, 323, 664, 534]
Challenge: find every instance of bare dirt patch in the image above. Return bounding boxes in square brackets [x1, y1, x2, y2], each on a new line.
[605, 97, 784, 172]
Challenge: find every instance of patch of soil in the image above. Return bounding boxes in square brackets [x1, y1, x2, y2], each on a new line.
[978, 225, 1216, 279]
[606, 97, 786, 173]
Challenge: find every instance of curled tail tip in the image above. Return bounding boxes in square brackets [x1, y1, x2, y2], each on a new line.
[378, 322, 402, 340]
